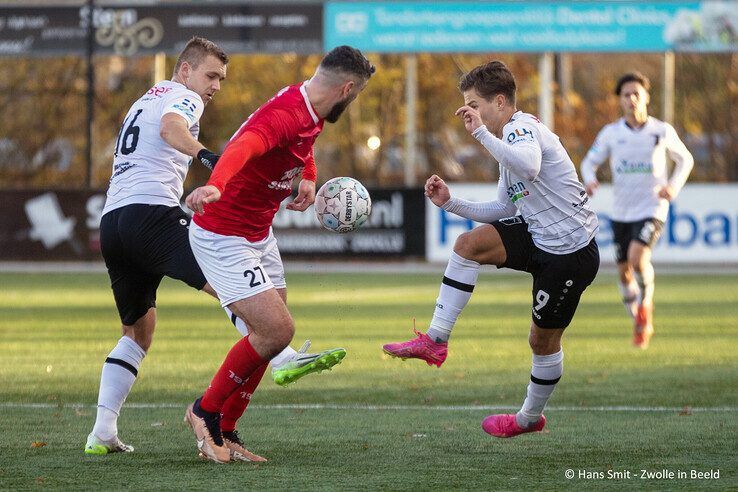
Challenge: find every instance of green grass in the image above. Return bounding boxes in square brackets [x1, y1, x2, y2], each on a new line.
[0, 271, 736, 490]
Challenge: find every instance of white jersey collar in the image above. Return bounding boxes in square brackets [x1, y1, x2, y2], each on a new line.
[620, 116, 651, 133]
[300, 81, 320, 125]
[507, 110, 524, 125]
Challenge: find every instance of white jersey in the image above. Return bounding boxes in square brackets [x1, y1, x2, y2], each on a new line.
[102, 80, 204, 216]
[580, 117, 694, 223]
[444, 111, 598, 255]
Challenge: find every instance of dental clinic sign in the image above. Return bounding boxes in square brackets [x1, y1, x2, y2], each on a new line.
[325, 1, 738, 53]
[426, 184, 738, 264]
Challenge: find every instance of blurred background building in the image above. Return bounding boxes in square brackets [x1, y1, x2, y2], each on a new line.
[0, 0, 736, 263]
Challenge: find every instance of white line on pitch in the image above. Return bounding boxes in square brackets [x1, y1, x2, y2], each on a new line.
[0, 403, 735, 412]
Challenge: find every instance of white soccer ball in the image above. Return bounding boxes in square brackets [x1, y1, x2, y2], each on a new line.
[314, 177, 371, 233]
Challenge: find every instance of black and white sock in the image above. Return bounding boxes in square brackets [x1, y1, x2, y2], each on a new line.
[635, 265, 655, 306]
[91, 336, 145, 440]
[516, 350, 563, 428]
[618, 279, 639, 319]
[426, 252, 480, 343]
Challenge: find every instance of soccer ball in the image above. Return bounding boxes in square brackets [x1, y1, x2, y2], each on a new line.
[314, 177, 371, 233]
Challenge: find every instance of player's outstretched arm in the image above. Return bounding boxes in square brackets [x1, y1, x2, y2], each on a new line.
[186, 185, 221, 215]
[424, 174, 451, 208]
[206, 131, 268, 194]
[286, 179, 316, 212]
[441, 174, 516, 223]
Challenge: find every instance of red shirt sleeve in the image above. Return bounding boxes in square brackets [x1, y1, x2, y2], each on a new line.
[207, 131, 267, 193]
[246, 108, 302, 151]
[207, 105, 306, 192]
[302, 147, 317, 182]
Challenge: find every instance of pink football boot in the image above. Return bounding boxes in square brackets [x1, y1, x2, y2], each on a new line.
[482, 414, 547, 438]
[382, 329, 448, 368]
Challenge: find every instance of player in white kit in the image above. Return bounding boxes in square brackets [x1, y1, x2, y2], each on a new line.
[383, 61, 599, 438]
[85, 38, 344, 460]
[580, 72, 693, 349]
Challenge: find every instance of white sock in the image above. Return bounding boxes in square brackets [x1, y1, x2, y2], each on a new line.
[224, 306, 249, 336]
[634, 265, 655, 306]
[92, 336, 146, 440]
[223, 306, 297, 367]
[618, 280, 639, 319]
[426, 252, 480, 343]
[516, 350, 563, 428]
[270, 346, 299, 369]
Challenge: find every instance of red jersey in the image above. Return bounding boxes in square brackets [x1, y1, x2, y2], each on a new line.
[193, 82, 323, 241]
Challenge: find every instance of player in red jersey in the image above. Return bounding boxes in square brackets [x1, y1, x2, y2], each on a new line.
[183, 45, 375, 463]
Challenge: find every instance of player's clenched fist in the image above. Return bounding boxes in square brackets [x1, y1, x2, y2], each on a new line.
[425, 174, 451, 208]
[186, 184, 221, 215]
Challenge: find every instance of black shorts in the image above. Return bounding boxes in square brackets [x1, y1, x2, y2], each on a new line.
[100, 204, 207, 326]
[611, 218, 664, 263]
[492, 217, 600, 329]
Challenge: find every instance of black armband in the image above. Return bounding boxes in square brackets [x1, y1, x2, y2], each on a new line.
[197, 148, 220, 171]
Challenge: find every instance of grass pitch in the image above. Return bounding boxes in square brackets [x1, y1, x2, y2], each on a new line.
[0, 270, 736, 490]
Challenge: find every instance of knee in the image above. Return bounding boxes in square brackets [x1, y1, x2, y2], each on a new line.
[272, 316, 295, 350]
[453, 232, 476, 260]
[528, 331, 543, 353]
[628, 257, 642, 274]
[122, 326, 152, 352]
[528, 330, 559, 355]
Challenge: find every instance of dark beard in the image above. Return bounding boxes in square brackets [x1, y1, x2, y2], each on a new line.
[325, 98, 350, 123]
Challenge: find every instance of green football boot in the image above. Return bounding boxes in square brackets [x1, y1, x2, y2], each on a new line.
[272, 340, 347, 387]
[84, 432, 134, 455]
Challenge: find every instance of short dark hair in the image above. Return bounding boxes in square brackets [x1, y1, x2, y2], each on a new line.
[174, 36, 228, 73]
[459, 60, 516, 105]
[615, 72, 650, 95]
[320, 45, 375, 80]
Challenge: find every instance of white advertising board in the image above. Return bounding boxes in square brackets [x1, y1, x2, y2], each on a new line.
[426, 183, 738, 264]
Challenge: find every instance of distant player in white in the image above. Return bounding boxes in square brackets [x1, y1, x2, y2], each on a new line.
[581, 72, 693, 349]
[384, 61, 599, 438]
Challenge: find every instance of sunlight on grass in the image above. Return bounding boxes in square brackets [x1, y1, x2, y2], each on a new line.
[0, 272, 736, 489]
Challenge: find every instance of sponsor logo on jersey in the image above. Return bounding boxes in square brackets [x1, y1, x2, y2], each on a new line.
[111, 162, 137, 179]
[268, 166, 304, 191]
[172, 102, 195, 122]
[506, 127, 534, 144]
[615, 159, 653, 174]
[146, 86, 173, 97]
[571, 194, 589, 208]
[507, 181, 529, 203]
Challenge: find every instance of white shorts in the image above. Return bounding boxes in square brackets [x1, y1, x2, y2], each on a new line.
[189, 222, 286, 307]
